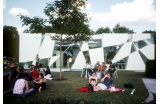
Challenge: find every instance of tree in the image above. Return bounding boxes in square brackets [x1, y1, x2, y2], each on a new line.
[113, 23, 135, 34]
[95, 27, 112, 34]
[19, 0, 92, 80]
[142, 30, 156, 35]
[3, 25, 19, 61]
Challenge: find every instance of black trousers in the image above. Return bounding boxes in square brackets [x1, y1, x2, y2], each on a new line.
[34, 82, 46, 90]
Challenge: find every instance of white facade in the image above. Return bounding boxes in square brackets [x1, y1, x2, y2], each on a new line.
[19, 33, 155, 70]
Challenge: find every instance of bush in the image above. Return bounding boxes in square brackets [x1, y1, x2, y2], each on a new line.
[145, 60, 156, 78]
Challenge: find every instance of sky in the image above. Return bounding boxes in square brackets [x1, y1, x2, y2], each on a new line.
[3, 0, 156, 34]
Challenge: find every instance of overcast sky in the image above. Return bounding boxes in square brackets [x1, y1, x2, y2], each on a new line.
[3, 0, 156, 34]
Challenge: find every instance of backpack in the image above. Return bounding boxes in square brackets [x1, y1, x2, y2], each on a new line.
[124, 83, 133, 88]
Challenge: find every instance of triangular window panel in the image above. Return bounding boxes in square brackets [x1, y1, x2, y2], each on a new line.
[130, 43, 136, 53]
[138, 40, 147, 49]
[138, 50, 148, 64]
[114, 56, 128, 70]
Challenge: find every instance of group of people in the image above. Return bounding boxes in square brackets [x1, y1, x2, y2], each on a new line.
[84, 60, 118, 92]
[92, 61, 117, 77]
[88, 72, 114, 92]
[4, 63, 53, 97]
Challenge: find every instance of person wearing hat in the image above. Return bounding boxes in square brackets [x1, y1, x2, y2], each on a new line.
[33, 73, 46, 93]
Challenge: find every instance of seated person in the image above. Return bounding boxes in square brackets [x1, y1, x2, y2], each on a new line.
[13, 73, 34, 97]
[108, 61, 116, 76]
[3, 74, 11, 93]
[10, 67, 20, 90]
[10, 63, 15, 70]
[33, 73, 47, 93]
[94, 73, 114, 91]
[89, 72, 98, 86]
[97, 62, 107, 72]
[92, 61, 101, 72]
[88, 72, 98, 92]
[30, 66, 39, 80]
[43, 66, 53, 80]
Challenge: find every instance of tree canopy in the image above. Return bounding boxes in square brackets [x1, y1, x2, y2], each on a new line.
[95, 23, 135, 34]
[19, 0, 92, 42]
[95, 27, 112, 34]
[113, 23, 135, 34]
[3, 25, 19, 60]
[142, 30, 156, 35]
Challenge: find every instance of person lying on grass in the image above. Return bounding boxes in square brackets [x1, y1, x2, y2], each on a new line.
[33, 73, 46, 93]
[94, 73, 114, 91]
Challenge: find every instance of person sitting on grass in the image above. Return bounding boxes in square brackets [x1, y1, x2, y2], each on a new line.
[13, 73, 34, 97]
[97, 62, 107, 72]
[88, 72, 98, 92]
[108, 61, 116, 75]
[43, 66, 53, 80]
[94, 73, 114, 91]
[89, 72, 98, 86]
[33, 73, 46, 93]
[30, 66, 39, 80]
[92, 61, 101, 72]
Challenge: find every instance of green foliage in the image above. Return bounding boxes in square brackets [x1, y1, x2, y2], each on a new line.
[19, 0, 92, 42]
[142, 30, 156, 35]
[113, 23, 135, 34]
[19, 15, 54, 34]
[145, 60, 156, 78]
[95, 27, 112, 34]
[3, 25, 19, 60]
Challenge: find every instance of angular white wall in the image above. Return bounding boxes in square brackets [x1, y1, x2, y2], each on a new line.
[19, 33, 155, 71]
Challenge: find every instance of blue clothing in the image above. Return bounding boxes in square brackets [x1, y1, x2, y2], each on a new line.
[103, 77, 114, 88]
[13, 88, 34, 97]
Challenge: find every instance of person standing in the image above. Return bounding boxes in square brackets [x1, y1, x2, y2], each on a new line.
[13, 73, 34, 97]
[35, 55, 40, 72]
[68, 56, 72, 69]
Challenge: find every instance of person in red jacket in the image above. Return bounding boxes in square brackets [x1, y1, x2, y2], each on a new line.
[30, 66, 39, 80]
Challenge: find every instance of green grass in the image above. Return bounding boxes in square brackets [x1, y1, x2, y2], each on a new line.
[3, 70, 156, 104]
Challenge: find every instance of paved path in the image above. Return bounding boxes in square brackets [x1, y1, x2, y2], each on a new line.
[142, 78, 156, 103]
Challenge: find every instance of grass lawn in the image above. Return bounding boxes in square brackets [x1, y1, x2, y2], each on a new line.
[3, 70, 156, 104]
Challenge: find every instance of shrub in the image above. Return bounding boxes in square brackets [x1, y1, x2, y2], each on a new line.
[145, 60, 156, 78]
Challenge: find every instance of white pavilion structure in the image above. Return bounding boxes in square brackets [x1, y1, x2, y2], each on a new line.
[19, 33, 155, 71]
